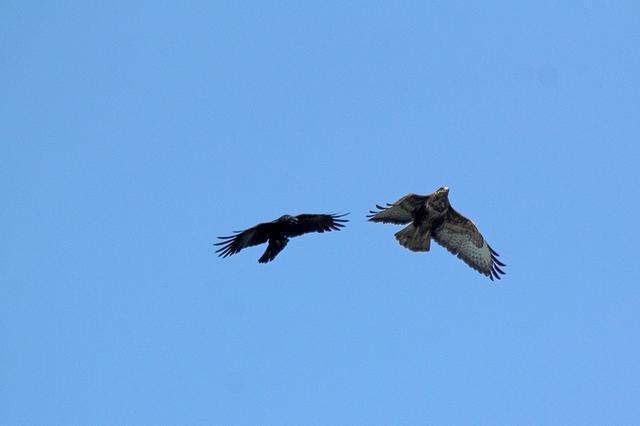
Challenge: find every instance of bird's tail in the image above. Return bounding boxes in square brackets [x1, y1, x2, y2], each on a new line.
[258, 238, 289, 263]
[394, 224, 430, 252]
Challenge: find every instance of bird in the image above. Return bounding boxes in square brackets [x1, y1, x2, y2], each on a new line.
[215, 213, 348, 263]
[367, 187, 506, 280]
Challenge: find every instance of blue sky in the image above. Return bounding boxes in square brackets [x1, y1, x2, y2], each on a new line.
[2, 1, 639, 424]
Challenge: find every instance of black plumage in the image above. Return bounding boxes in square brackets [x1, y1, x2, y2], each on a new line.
[215, 213, 348, 263]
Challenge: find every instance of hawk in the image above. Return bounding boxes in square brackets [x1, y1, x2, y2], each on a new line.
[367, 187, 506, 280]
[215, 213, 348, 263]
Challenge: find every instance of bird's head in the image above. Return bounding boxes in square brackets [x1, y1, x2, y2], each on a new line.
[436, 186, 449, 197]
[429, 186, 451, 212]
[279, 215, 298, 224]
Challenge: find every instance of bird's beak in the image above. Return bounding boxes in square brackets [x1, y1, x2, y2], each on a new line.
[444, 187, 449, 193]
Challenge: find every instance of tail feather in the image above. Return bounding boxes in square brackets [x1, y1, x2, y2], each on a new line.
[258, 238, 288, 263]
[394, 224, 430, 252]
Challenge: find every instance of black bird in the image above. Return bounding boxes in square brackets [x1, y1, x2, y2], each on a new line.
[215, 213, 348, 263]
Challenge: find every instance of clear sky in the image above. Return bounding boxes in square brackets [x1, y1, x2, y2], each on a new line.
[2, 1, 639, 425]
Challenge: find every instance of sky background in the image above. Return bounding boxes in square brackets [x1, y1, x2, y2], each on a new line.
[2, 1, 639, 425]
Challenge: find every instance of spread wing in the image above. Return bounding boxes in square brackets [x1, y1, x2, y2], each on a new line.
[367, 193, 430, 224]
[431, 208, 506, 280]
[285, 213, 348, 238]
[214, 222, 275, 258]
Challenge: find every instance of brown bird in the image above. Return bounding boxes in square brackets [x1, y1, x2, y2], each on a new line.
[367, 187, 506, 280]
[215, 213, 348, 263]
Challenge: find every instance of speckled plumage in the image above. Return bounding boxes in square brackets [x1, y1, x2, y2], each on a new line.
[368, 187, 506, 280]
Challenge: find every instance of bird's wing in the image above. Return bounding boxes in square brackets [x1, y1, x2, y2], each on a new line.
[214, 221, 275, 258]
[285, 213, 348, 238]
[431, 208, 506, 280]
[367, 193, 430, 224]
